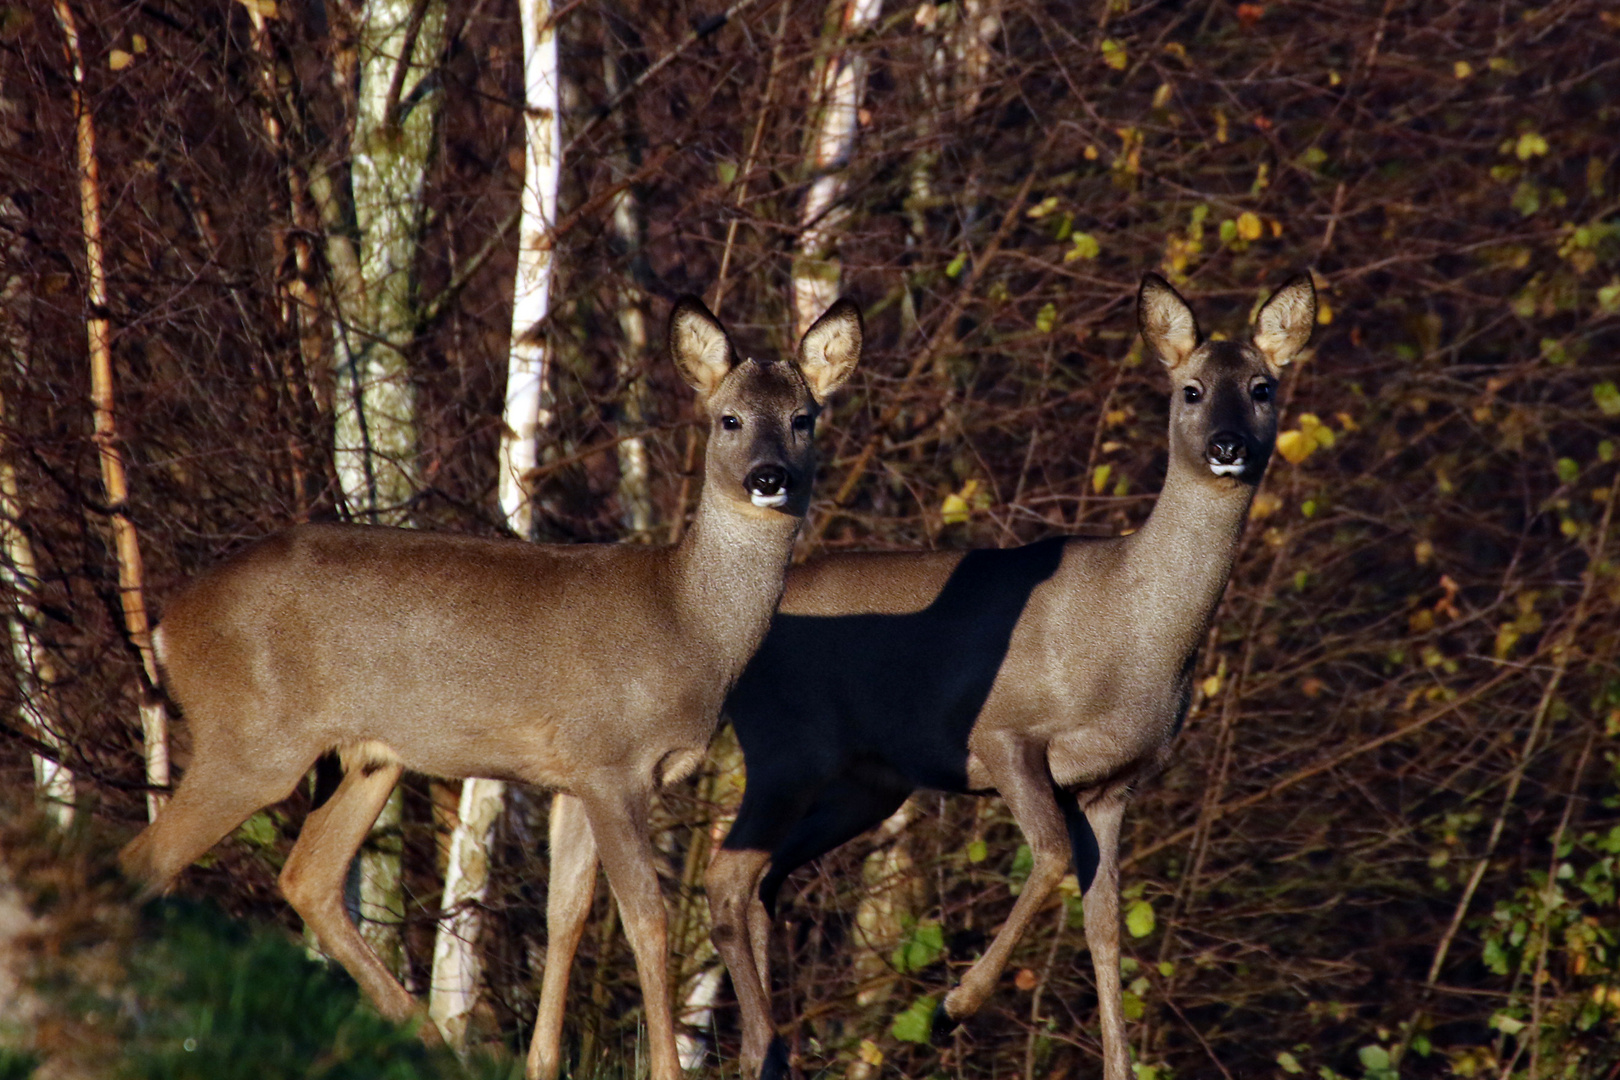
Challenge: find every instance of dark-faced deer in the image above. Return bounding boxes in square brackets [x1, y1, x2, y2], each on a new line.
[118, 296, 863, 1080]
[696, 274, 1316, 1080]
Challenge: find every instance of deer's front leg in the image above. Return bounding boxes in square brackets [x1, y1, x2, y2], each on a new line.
[576, 785, 681, 1080]
[705, 844, 779, 1080]
[938, 732, 1070, 1032]
[1075, 792, 1130, 1080]
[527, 793, 600, 1080]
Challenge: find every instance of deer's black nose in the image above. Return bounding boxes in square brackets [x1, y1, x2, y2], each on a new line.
[746, 465, 789, 498]
[1206, 432, 1246, 465]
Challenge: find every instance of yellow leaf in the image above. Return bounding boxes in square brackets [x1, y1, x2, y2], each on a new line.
[857, 1040, 883, 1067]
[1275, 429, 1312, 464]
[1317, 298, 1333, 325]
[1091, 463, 1113, 494]
[1236, 212, 1263, 241]
[1026, 196, 1060, 219]
[941, 494, 969, 525]
[1249, 491, 1282, 520]
[1515, 131, 1549, 161]
[1100, 39, 1127, 70]
[1201, 673, 1222, 697]
[234, 0, 279, 16]
[132, 34, 147, 53]
[108, 48, 133, 70]
[1298, 413, 1335, 450]
[1453, 60, 1472, 79]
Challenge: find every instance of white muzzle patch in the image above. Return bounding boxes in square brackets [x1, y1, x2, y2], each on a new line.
[750, 491, 789, 509]
[1207, 462, 1246, 477]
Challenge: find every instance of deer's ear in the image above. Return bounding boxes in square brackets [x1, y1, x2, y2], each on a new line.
[1138, 274, 1200, 369]
[669, 296, 736, 399]
[1253, 274, 1318, 372]
[797, 298, 863, 404]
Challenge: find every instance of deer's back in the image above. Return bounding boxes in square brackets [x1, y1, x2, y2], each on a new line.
[156, 524, 713, 787]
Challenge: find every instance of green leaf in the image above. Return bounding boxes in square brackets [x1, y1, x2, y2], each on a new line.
[1489, 1011, 1526, 1035]
[1008, 843, 1033, 894]
[1598, 283, 1620, 313]
[234, 811, 279, 850]
[1125, 897, 1156, 938]
[1100, 39, 1127, 70]
[966, 839, 988, 863]
[1035, 302, 1057, 334]
[1357, 1045, 1390, 1071]
[891, 921, 945, 974]
[1277, 1050, 1305, 1074]
[890, 996, 937, 1044]
[946, 251, 968, 278]
[1593, 381, 1620, 417]
[1556, 457, 1580, 484]
[1065, 232, 1100, 261]
[1219, 218, 1238, 243]
[1121, 990, 1144, 1020]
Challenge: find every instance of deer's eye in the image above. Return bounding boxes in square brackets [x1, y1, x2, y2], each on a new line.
[1183, 386, 1202, 404]
[1251, 383, 1273, 403]
[721, 415, 742, 431]
[791, 414, 814, 433]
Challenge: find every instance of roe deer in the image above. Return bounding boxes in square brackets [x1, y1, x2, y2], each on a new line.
[118, 295, 864, 1080]
[691, 273, 1317, 1080]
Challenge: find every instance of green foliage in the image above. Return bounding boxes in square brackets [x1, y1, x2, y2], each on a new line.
[118, 903, 518, 1080]
[889, 996, 937, 1045]
[0, 1050, 39, 1080]
[890, 920, 944, 974]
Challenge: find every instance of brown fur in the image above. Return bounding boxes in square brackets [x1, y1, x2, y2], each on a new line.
[698, 274, 1317, 1080]
[118, 296, 863, 1080]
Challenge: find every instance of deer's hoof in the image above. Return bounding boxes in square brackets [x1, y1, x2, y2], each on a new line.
[930, 1000, 961, 1044]
[760, 1037, 790, 1080]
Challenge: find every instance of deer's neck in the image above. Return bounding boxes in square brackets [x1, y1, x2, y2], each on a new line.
[670, 483, 801, 672]
[1118, 455, 1256, 661]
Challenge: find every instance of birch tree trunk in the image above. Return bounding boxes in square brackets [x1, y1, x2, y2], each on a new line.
[325, 0, 449, 986]
[427, 0, 559, 1049]
[1, 82, 74, 826]
[603, 37, 654, 540]
[791, 0, 884, 340]
[53, 0, 167, 821]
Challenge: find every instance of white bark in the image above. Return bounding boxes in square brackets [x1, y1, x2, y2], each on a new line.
[852, 801, 921, 1006]
[1, 449, 73, 828]
[496, 0, 562, 540]
[428, 0, 559, 1048]
[0, 86, 74, 827]
[604, 46, 653, 540]
[332, 0, 448, 525]
[327, 0, 449, 984]
[792, 0, 884, 339]
[676, 965, 724, 1069]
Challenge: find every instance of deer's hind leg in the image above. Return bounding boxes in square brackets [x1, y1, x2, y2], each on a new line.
[119, 724, 315, 897]
[279, 755, 421, 1032]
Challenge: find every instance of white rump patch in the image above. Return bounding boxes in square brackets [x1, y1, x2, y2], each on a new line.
[750, 491, 789, 508]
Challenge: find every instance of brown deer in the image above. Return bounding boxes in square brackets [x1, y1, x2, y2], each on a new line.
[118, 295, 863, 1080]
[687, 273, 1316, 1080]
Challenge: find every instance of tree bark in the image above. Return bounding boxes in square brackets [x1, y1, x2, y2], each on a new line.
[326, 0, 450, 986]
[791, 0, 884, 340]
[53, 0, 167, 821]
[604, 33, 654, 541]
[1, 76, 74, 828]
[428, 0, 559, 1048]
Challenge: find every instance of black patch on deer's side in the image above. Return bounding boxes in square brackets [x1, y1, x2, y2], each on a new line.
[723, 537, 1065, 897]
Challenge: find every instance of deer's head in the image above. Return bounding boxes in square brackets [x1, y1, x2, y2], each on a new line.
[1138, 273, 1317, 486]
[670, 296, 862, 518]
